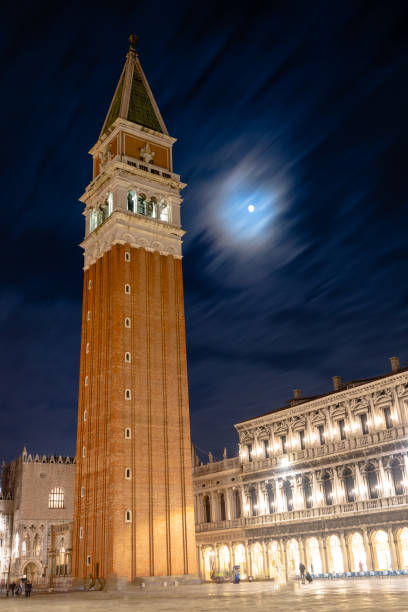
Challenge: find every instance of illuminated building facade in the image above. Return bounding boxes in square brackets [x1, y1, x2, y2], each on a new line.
[194, 358, 408, 581]
[0, 449, 75, 589]
[72, 36, 196, 586]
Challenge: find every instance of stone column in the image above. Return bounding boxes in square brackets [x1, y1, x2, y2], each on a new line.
[393, 531, 401, 570]
[388, 527, 398, 570]
[340, 532, 350, 572]
[225, 488, 232, 520]
[262, 540, 268, 578]
[392, 388, 403, 425]
[363, 529, 374, 570]
[299, 537, 306, 566]
[378, 459, 390, 497]
[245, 541, 251, 579]
[276, 479, 285, 512]
[229, 543, 234, 572]
[282, 539, 289, 581]
[332, 467, 342, 505]
[355, 463, 366, 500]
[319, 538, 328, 573]
[312, 470, 320, 506]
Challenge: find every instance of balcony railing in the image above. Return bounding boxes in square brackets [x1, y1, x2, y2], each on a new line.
[242, 425, 408, 473]
[193, 457, 240, 476]
[195, 494, 408, 533]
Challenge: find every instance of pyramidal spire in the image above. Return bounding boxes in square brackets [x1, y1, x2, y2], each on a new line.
[100, 35, 168, 138]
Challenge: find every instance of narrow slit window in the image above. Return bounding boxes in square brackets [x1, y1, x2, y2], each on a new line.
[86, 343, 90, 353]
[125, 468, 131, 480]
[125, 317, 131, 328]
[125, 428, 131, 439]
[82, 447, 86, 458]
[125, 389, 131, 400]
[125, 284, 131, 294]
[87, 555, 91, 566]
[125, 252, 131, 262]
[125, 510, 132, 523]
[88, 280, 92, 290]
[85, 376, 88, 387]
[87, 311, 91, 320]
[83, 411, 87, 422]
[81, 486, 85, 498]
[79, 527, 83, 539]
[125, 352, 131, 363]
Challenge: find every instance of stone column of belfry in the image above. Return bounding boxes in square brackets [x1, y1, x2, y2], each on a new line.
[72, 35, 197, 587]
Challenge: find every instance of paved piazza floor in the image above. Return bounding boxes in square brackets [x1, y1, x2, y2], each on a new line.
[1, 578, 408, 611]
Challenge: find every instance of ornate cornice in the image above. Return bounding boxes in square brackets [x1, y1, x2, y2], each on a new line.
[80, 210, 184, 268]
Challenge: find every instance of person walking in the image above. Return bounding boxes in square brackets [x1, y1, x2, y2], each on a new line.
[25, 581, 32, 597]
[299, 562, 306, 584]
[305, 571, 313, 583]
[9, 582, 16, 597]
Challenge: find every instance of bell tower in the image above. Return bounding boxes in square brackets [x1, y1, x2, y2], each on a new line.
[72, 36, 197, 586]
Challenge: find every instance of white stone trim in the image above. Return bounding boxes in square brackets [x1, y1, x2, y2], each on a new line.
[81, 210, 184, 268]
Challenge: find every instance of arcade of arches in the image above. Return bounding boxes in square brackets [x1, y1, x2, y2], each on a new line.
[199, 527, 408, 581]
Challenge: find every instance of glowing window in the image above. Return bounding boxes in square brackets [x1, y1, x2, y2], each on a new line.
[49, 487, 64, 509]
[82, 446, 86, 458]
[79, 527, 83, 539]
[159, 199, 169, 222]
[125, 389, 131, 400]
[81, 486, 85, 498]
[125, 428, 131, 439]
[88, 280, 92, 290]
[86, 343, 90, 353]
[84, 410, 87, 422]
[125, 352, 131, 363]
[87, 311, 91, 321]
[107, 192, 113, 216]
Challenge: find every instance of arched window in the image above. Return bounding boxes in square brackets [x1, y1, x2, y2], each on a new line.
[233, 489, 241, 518]
[137, 193, 146, 215]
[374, 530, 391, 570]
[127, 190, 136, 213]
[107, 192, 113, 216]
[283, 479, 293, 511]
[220, 493, 226, 521]
[399, 527, 408, 568]
[22, 534, 30, 556]
[49, 487, 64, 509]
[204, 495, 211, 523]
[391, 459, 404, 495]
[159, 199, 169, 222]
[89, 209, 98, 232]
[303, 476, 313, 508]
[266, 483, 275, 514]
[366, 463, 379, 499]
[343, 468, 355, 502]
[249, 487, 258, 516]
[322, 473, 333, 505]
[146, 197, 157, 218]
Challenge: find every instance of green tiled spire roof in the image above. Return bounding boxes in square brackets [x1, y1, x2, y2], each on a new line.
[100, 37, 167, 137]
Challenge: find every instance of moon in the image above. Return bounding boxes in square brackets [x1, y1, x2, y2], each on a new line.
[248, 204, 255, 213]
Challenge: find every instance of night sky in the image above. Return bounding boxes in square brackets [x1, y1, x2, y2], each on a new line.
[1, 1, 408, 464]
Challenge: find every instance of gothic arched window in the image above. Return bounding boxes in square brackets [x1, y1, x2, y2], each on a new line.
[366, 464, 379, 499]
[204, 495, 211, 523]
[343, 467, 355, 502]
[89, 209, 98, 232]
[303, 476, 313, 508]
[127, 190, 136, 213]
[322, 473, 333, 505]
[391, 459, 404, 495]
[220, 493, 226, 521]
